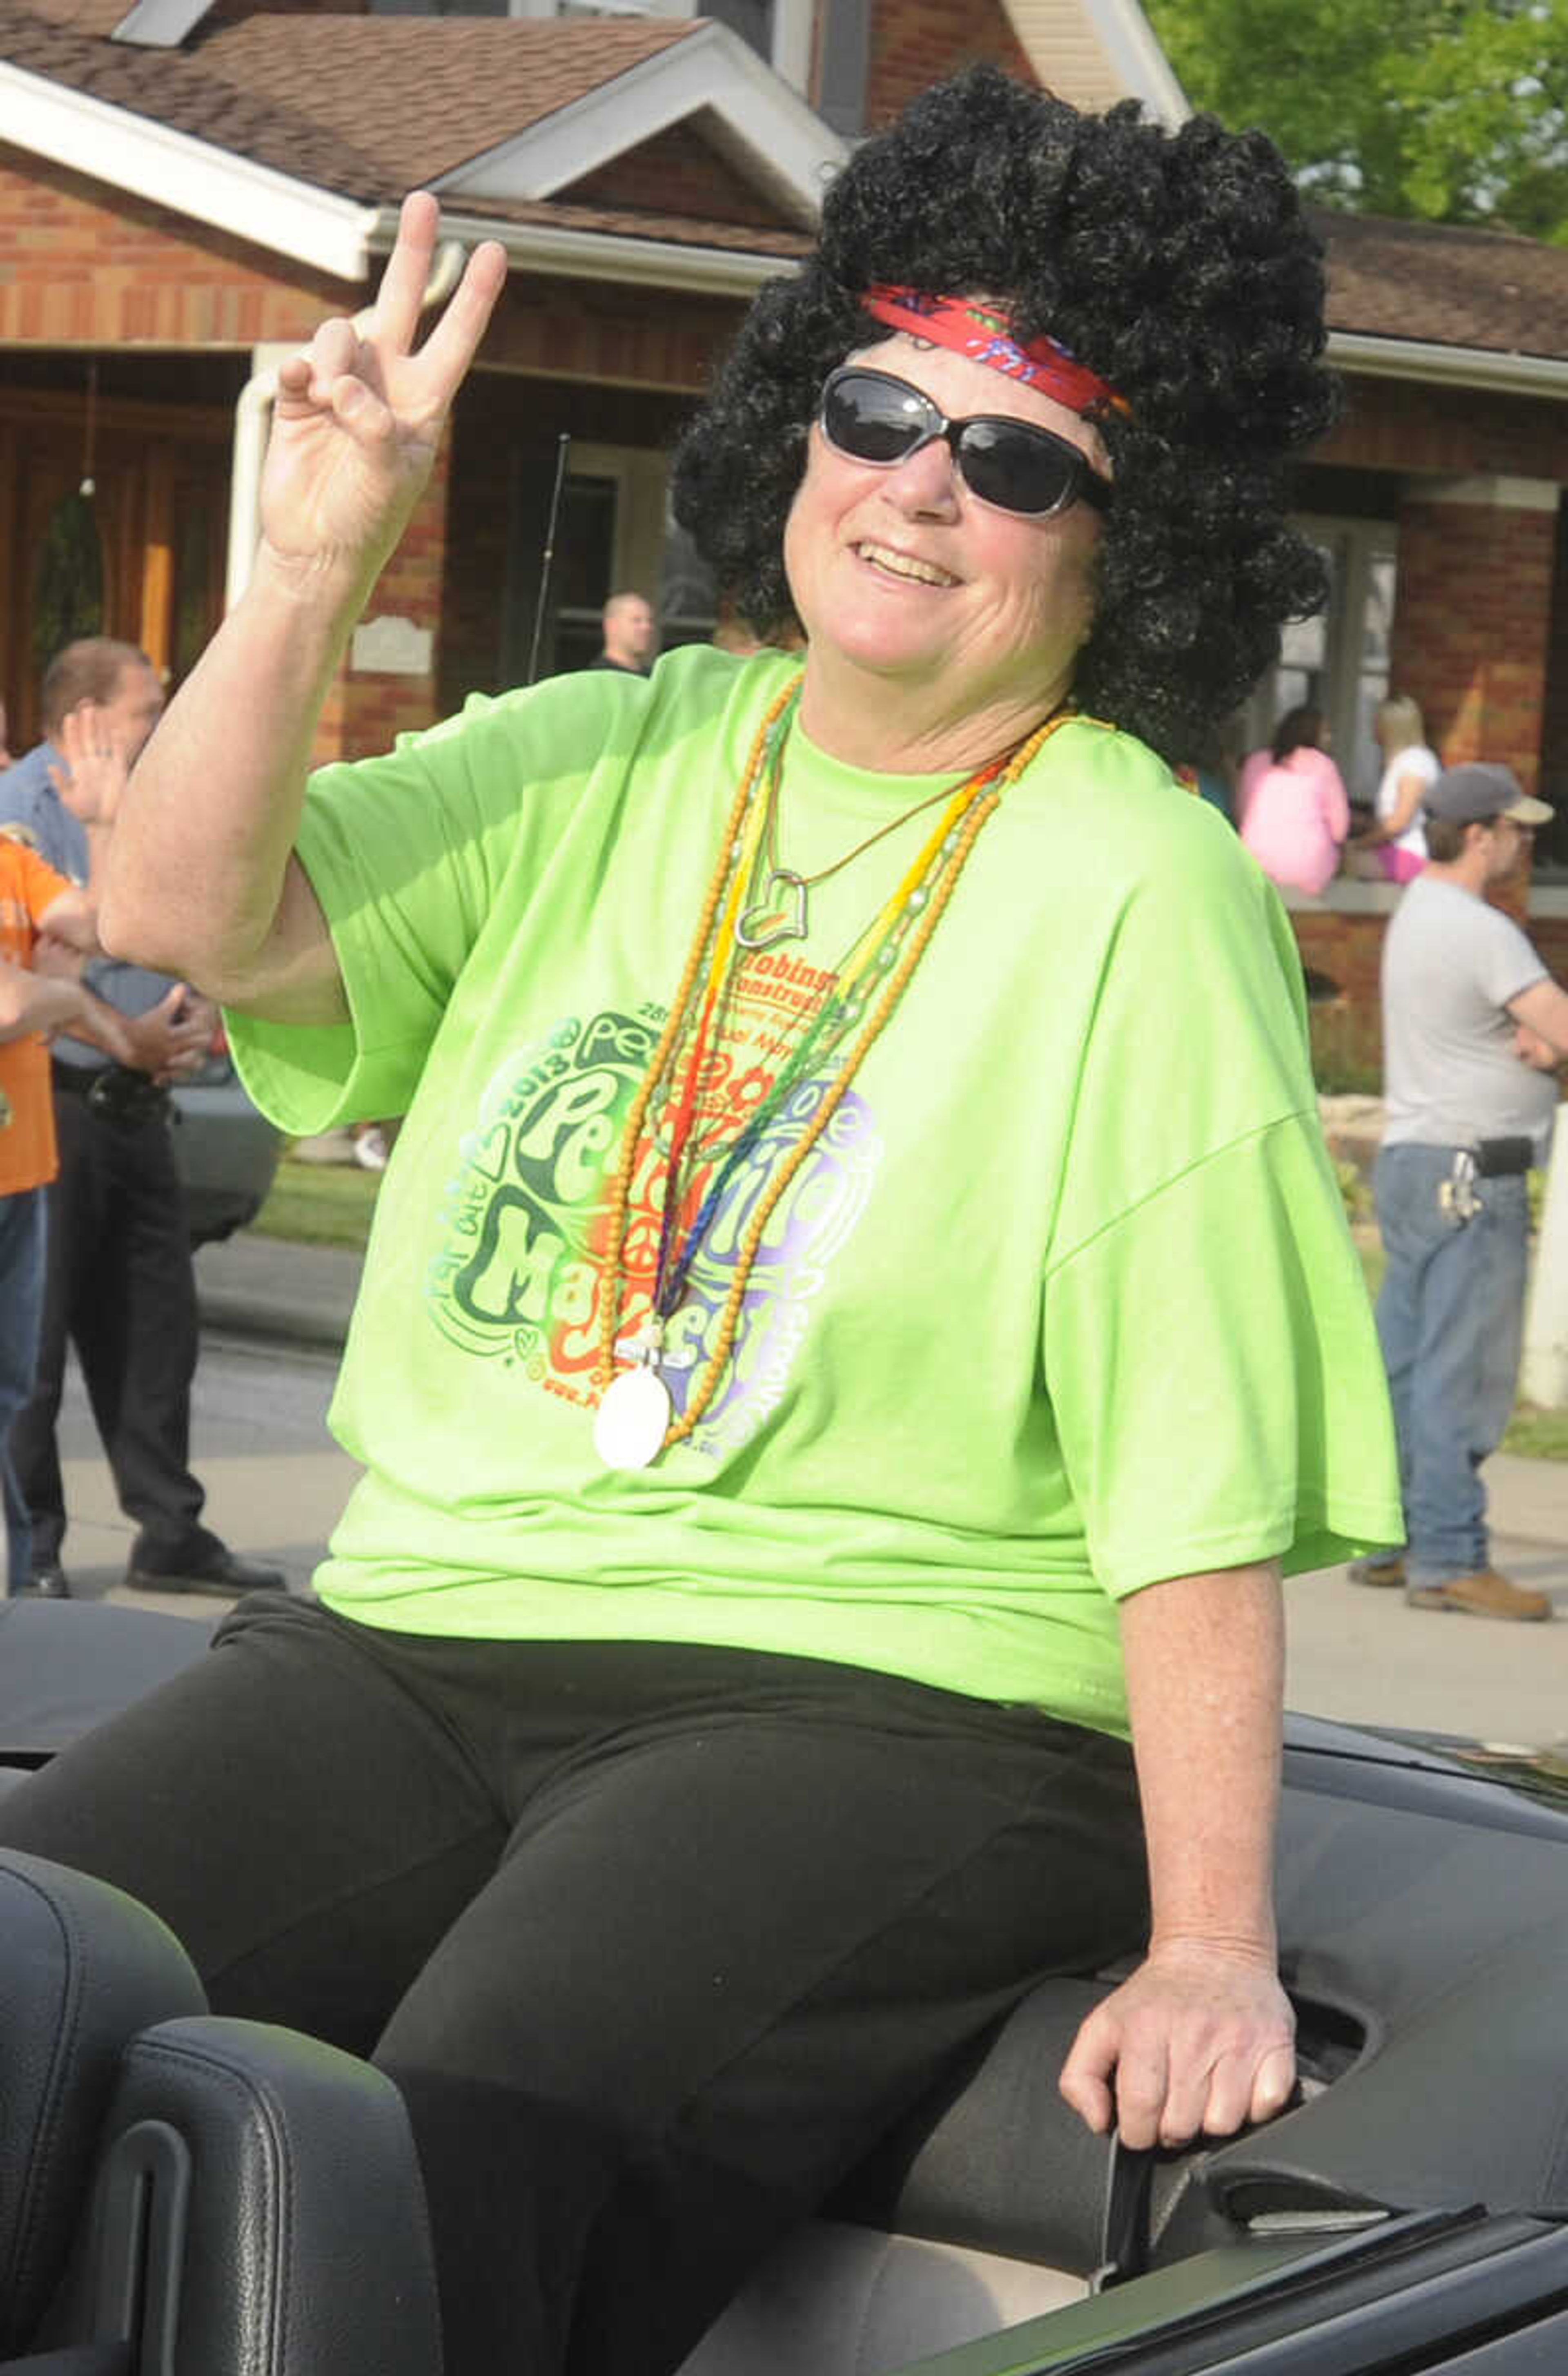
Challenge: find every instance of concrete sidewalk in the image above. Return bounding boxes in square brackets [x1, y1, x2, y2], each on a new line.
[175, 1229, 1568, 1750]
[1281, 1464, 1568, 1748]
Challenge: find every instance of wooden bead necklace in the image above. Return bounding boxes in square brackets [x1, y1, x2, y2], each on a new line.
[591, 684, 1074, 1467]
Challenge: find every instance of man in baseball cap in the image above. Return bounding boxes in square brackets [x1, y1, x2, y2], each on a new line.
[1354, 757, 1564, 1619]
[1422, 760, 1553, 832]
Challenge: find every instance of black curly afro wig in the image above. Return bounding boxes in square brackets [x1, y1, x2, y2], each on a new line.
[669, 67, 1339, 766]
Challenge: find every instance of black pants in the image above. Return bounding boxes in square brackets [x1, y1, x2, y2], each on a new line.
[8, 1081, 219, 1571]
[0, 1594, 1148, 2376]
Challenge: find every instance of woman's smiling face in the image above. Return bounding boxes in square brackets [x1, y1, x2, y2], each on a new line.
[784, 329, 1107, 764]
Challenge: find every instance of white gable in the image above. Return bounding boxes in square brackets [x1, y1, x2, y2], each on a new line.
[432, 22, 844, 234]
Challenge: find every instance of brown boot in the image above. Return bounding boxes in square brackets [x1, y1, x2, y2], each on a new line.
[1405, 1569, 1552, 1622]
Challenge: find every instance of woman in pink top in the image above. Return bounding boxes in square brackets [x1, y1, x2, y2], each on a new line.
[1236, 705, 1350, 896]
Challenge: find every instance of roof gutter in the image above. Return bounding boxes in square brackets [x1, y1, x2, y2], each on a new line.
[406, 242, 1568, 364]
[376, 206, 799, 302]
[1329, 330, 1568, 403]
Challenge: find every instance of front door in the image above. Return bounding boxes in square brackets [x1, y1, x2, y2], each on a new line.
[0, 385, 229, 750]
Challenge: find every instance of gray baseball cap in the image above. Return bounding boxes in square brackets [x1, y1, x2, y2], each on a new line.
[1424, 761, 1553, 828]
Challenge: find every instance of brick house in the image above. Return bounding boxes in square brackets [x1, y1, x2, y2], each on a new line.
[3, 0, 1568, 1048]
[0, 0, 1178, 749]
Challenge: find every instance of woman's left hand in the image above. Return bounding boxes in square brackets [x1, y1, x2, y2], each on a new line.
[1058, 1938, 1296, 2149]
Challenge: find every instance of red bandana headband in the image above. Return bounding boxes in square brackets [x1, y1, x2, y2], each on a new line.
[862, 286, 1130, 421]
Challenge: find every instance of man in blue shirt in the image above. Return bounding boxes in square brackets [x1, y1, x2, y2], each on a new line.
[0, 637, 283, 1602]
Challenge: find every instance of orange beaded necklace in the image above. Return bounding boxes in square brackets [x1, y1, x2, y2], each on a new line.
[590, 680, 1073, 1468]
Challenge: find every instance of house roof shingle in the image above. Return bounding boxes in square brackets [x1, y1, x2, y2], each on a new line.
[5, 0, 1568, 359]
[185, 14, 697, 193]
[0, 0, 396, 196]
[471, 190, 811, 258]
[16, 0, 141, 41]
[1316, 207, 1568, 364]
[0, 3, 814, 255]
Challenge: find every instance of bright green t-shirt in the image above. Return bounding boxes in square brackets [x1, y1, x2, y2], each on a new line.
[229, 645, 1401, 1736]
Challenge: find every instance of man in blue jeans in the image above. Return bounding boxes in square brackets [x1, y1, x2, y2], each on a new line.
[0, 640, 285, 1602]
[1355, 762, 1568, 1620]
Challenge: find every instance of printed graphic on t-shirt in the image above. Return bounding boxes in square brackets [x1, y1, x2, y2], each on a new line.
[426, 961, 883, 1457]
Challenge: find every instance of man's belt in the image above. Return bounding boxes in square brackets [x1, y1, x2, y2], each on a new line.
[53, 1060, 172, 1130]
[1473, 1135, 1535, 1178]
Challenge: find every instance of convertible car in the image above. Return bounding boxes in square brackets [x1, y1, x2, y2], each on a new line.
[2, 1594, 1566, 2376]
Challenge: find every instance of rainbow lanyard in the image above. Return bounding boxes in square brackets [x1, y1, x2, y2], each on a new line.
[644, 699, 1008, 1335]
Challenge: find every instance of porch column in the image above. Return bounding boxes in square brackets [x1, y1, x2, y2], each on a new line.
[226, 344, 296, 615]
[1387, 474, 1560, 791]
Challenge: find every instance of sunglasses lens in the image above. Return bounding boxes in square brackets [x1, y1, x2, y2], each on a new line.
[823, 372, 928, 465]
[820, 369, 1102, 518]
[957, 420, 1078, 516]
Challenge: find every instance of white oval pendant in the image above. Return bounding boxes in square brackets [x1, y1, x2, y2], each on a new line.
[593, 1366, 673, 1469]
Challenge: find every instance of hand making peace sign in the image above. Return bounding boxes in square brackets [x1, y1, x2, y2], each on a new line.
[262, 193, 508, 589]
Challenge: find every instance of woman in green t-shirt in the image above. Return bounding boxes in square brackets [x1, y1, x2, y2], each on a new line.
[2, 68, 1399, 2376]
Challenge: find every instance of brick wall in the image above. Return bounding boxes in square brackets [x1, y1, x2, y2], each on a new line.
[1324, 375, 1568, 484]
[1291, 884, 1568, 1089]
[311, 439, 452, 767]
[864, 0, 1034, 129]
[1533, 916, 1568, 985]
[1541, 508, 1568, 813]
[0, 151, 356, 345]
[1389, 495, 1557, 792]
[559, 113, 790, 233]
[480, 274, 745, 396]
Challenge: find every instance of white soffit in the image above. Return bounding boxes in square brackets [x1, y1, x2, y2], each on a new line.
[0, 62, 379, 280]
[1000, 0, 1187, 123]
[432, 21, 846, 233]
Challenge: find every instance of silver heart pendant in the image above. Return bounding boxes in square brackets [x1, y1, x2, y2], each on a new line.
[736, 869, 808, 950]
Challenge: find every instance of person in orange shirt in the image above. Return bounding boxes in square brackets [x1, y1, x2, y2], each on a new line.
[0, 822, 131, 1593]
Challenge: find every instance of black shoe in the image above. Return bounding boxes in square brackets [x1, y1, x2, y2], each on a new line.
[19, 1562, 70, 1599]
[124, 1547, 285, 1598]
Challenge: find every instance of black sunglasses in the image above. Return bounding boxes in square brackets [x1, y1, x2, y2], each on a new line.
[818, 366, 1112, 520]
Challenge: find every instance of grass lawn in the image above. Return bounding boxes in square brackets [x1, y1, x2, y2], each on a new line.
[252, 1155, 383, 1251]
[1503, 1404, 1568, 1460]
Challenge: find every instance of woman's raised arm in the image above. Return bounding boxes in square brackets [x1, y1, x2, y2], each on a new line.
[100, 196, 507, 1025]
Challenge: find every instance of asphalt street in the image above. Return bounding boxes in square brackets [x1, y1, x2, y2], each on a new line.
[39, 1231, 1568, 1752]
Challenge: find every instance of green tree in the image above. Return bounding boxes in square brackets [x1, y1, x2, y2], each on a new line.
[1145, 0, 1568, 241]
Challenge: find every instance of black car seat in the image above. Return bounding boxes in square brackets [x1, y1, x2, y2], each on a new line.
[0, 1849, 443, 2376]
[0, 1851, 204, 2366]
